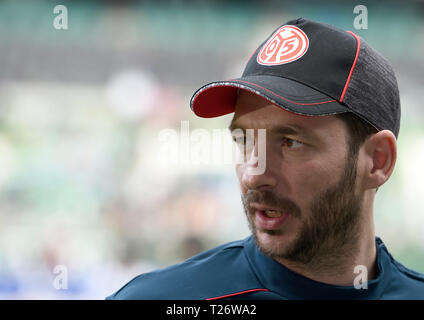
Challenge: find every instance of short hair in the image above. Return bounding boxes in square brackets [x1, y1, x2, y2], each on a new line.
[335, 112, 379, 156]
[334, 112, 380, 192]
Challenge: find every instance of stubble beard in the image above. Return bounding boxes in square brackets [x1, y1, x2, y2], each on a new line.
[242, 150, 363, 271]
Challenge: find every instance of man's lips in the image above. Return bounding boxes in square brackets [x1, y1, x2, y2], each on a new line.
[250, 203, 280, 212]
[250, 203, 290, 230]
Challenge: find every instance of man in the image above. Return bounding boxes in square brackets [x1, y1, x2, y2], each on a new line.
[107, 18, 424, 299]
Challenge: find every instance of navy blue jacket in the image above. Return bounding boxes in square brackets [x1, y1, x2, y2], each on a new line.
[106, 236, 424, 300]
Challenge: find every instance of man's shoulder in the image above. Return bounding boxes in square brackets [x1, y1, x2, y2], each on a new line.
[390, 258, 424, 295]
[106, 237, 263, 300]
[381, 244, 424, 299]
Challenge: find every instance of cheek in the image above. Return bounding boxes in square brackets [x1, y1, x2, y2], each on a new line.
[285, 160, 343, 203]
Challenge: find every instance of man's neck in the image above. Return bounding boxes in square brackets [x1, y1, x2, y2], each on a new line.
[275, 230, 378, 286]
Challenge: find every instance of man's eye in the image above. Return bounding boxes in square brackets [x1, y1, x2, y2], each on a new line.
[232, 137, 245, 146]
[232, 136, 253, 147]
[282, 138, 304, 150]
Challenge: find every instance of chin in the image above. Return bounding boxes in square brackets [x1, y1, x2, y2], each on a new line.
[255, 229, 295, 258]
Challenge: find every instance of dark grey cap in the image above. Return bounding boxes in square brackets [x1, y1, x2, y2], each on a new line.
[190, 18, 401, 138]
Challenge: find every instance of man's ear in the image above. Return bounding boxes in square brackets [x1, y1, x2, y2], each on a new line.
[362, 130, 397, 190]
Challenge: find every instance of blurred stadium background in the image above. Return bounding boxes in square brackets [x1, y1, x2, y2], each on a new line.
[0, 0, 423, 299]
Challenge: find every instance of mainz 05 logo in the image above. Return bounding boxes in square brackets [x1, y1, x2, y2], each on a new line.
[257, 25, 309, 65]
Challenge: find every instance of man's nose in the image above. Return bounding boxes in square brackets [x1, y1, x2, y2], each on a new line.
[241, 167, 277, 191]
[240, 143, 277, 191]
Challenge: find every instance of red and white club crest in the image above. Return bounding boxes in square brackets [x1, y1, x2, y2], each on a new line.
[257, 25, 309, 65]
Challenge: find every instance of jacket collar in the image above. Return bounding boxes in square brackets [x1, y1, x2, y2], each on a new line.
[243, 235, 392, 299]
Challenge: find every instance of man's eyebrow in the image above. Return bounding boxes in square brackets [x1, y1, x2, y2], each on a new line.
[228, 122, 316, 139]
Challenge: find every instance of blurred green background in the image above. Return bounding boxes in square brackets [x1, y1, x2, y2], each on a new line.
[0, 0, 423, 299]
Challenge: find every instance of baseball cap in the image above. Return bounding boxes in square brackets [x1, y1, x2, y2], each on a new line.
[190, 17, 401, 138]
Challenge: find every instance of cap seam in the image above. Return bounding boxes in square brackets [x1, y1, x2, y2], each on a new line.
[340, 31, 361, 102]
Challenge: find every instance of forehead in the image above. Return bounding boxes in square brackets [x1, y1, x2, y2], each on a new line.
[231, 90, 348, 142]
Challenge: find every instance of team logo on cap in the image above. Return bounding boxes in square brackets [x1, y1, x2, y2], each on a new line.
[257, 25, 309, 65]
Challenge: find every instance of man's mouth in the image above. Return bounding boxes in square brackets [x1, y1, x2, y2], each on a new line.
[250, 203, 290, 230]
[250, 203, 284, 216]
[262, 209, 284, 218]
[255, 209, 290, 230]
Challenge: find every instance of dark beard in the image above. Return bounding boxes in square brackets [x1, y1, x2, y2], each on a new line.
[242, 149, 362, 269]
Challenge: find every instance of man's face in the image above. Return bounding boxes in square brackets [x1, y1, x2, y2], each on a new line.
[233, 91, 363, 265]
